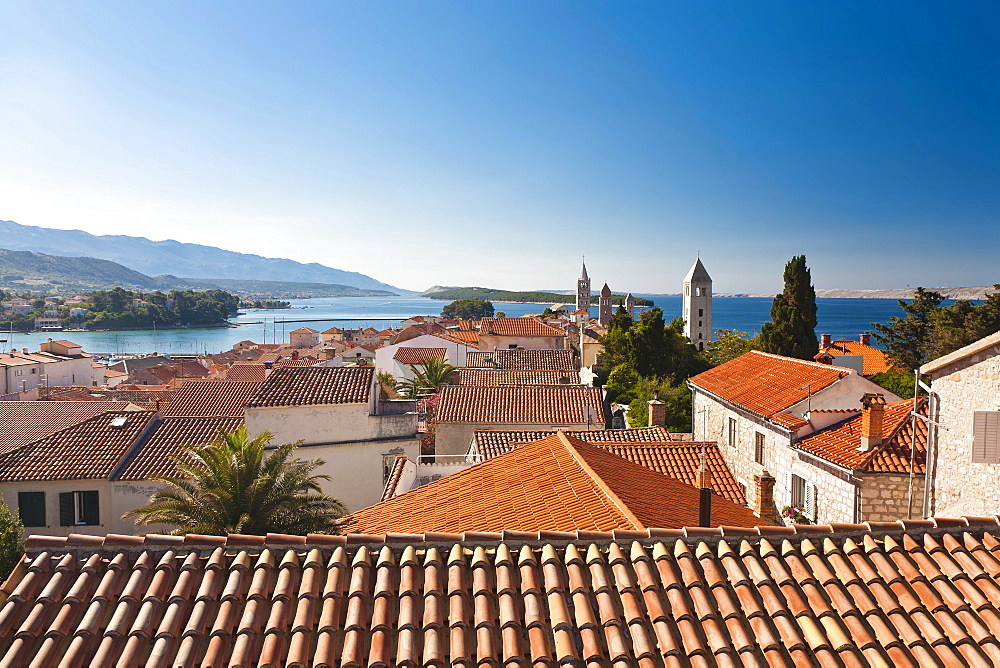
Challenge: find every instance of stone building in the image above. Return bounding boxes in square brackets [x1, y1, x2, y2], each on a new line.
[682, 257, 712, 350]
[598, 283, 613, 327]
[688, 350, 907, 524]
[575, 258, 591, 314]
[920, 330, 1000, 517]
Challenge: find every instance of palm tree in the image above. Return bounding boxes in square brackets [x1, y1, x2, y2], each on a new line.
[397, 357, 457, 398]
[124, 426, 346, 535]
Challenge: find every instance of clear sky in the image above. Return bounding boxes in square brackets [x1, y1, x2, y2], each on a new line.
[1, 1, 997, 293]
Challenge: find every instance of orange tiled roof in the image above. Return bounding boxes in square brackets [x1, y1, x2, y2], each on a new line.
[820, 339, 893, 375]
[392, 347, 446, 365]
[454, 368, 577, 386]
[473, 429, 744, 504]
[688, 350, 851, 418]
[10, 518, 1000, 666]
[380, 455, 409, 502]
[465, 348, 575, 371]
[117, 416, 245, 480]
[344, 432, 763, 533]
[0, 411, 157, 480]
[0, 401, 133, 456]
[795, 398, 928, 473]
[448, 329, 480, 345]
[161, 380, 265, 417]
[248, 366, 373, 407]
[478, 316, 564, 337]
[221, 362, 268, 382]
[435, 385, 604, 424]
[771, 411, 810, 431]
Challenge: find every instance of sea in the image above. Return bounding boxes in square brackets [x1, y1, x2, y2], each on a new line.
[2, 295, 910, 357]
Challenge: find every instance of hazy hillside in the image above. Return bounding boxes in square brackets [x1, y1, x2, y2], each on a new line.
[0, 220, 410, 294]
[0, 248, 162, 291]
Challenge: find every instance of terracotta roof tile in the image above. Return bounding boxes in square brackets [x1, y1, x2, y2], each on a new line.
[392, 347, 447, 365]
[820, 339, 893, 375]
[0, 411, 157, 480]
[454, 368, 577, 386]
[689, 350, 852, 418]
[221, 362, 269, 382]
[465, 348, 575, 370]
[436, 385, 604, 424]
[380, 455, 409, 502]
[344, 432, 762, 533]
[796, 398, 928, 473]
[161, 380, 264, 417]
[116, 416, 245, 480]
[771, 411, 810, 430]
[0, 401, 133, 455]
[478, 317, 564, 338]
[16, 519, 1000, 665]
[248, 366, 373, 407]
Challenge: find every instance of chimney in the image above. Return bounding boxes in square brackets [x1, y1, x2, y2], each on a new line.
[647, 397, 666, 428]
[820, 333, 831, 348]
[859, 393, 885, 451]
[859, 332, 871, 346]
[697, 455, 713, 527]
[813, 351, 833, 365]
[754, 470, 777, 523]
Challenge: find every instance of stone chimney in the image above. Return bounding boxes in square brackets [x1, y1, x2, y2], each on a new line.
[697, 456, 713, 527]
[647, 397, 666, 428]
[859, 393, 886, 451]
[820, 333, 832, 347]
[859, 332, 871, 346]
[754, 470, 777, 523]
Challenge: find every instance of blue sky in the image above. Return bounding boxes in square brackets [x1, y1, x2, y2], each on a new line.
[0, 2, 996, 293]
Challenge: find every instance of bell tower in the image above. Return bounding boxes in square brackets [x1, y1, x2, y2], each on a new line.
[683, 257, 712, 350]
[576, 258, 591, 315]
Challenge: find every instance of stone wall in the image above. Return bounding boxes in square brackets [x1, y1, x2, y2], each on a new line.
[860, 473, 925, 522]
[927, 341, 1000, 517]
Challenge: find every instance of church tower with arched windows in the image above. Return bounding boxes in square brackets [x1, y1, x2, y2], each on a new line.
[599, 283, 613, 327]
[683, 258, 712, 350]
[576, 259, 591, 314]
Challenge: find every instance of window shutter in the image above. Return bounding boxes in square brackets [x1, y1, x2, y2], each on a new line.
[783, 470, 792, 506]
[972, 412, 1000, 464]
[81, 491, 100, 526]
[59, 492, 74, 526]
[17, 491, 45, 527]
[804, 481, 817, 522]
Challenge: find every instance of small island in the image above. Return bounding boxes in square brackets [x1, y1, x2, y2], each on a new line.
[422, 286, 654, 306]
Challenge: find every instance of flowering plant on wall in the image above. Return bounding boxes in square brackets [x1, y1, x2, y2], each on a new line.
[781, 505, 809, 524]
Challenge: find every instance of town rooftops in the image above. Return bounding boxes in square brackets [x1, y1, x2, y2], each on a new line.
[796, 398, 928, 473]
[478, 316, 564, 338]
[819, 338, 893, 375]
[435, 384, 604, 424]
[0, 401, 133, 456]
[248, 366, 373, 407]
[7, 517, 1000, 666]
[161, 380, 265, 417]
[472, 429, 744, 504]
[465, 348, 575, 371]
[454, 368, 577, 386]
[220, 362, 268, 382]
[0, 411, 157, 481]
[920, 329, 1000, 376]
[392, 347, 446, 365]
[688, 350, 852, 418]
[289, 327, 319, 334]
[344, 432, 763, 533]
[116, 416, 246, 481]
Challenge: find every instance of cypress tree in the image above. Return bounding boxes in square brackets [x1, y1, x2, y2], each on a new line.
[759, 255, 818, 360]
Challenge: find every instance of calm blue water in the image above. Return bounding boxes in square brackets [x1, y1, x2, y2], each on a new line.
[3, 296, 909, 355]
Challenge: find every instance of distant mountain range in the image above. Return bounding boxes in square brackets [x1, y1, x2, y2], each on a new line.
[0, 248, 398, 297]
[0, 220, 411, 294]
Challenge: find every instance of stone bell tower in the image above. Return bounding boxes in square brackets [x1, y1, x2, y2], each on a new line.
[576, 258, 591, 314]
[683, 257, 712, 350]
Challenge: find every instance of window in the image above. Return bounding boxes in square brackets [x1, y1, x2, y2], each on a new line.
[59, 491, 99, 526]
[14, 370, 21, 376]
[508, 344, 518, 349]
[728, 418, 737, 446]
[789, 474, 817, 521]
[18, 491, 45, 527]
[972, 411, 1000, 463]
[698, 308, 704, 317]
[754, 432, 765, 464]
[30, 368, 36, 374]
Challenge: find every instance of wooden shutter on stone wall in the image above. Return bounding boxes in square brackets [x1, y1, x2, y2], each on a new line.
[59, 492, 74, 526]
[972, 411, 1000, 464]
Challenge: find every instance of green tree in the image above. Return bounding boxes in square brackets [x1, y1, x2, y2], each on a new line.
[440, 299, 495, 319]
[869, 369, 923, 399]
[124, 427, 346, 535]
[870, 287, 945, 369]
[397, 358, 457, 398]
[705, 329, 760, 366]
[759, 255, 819, 360]
[0, 499, 24, 581]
